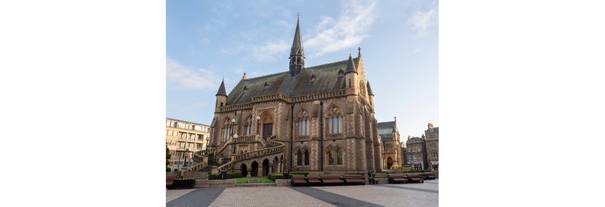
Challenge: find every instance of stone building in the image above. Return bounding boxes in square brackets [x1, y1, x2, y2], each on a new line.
[166, 118, 210, 171]
[425, 123, 439, 170]
[405, 135, 428, 170]
[188, 18, 383, 176]
[377, 118, 403, 169]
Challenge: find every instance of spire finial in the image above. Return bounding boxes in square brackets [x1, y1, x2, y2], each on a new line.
[297, 12, 299, 20]
[358, 47, 361, 56]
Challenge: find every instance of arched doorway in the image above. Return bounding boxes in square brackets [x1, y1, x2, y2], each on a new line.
[262, 159, 269, 176]
[241, 164, 248, 177]
[387, 157, 394, 169]
[251, 161, 259, 177]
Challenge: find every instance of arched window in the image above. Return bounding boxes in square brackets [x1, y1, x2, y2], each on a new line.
[297, 150, 302, 166]
[328, 115, 332, 134]
[306, 118, 309, 136]
[304, 149, 310, 166]
[297, 110, 310, 137]
[327, 106, 342, 134]
[338, 114, 342, 133]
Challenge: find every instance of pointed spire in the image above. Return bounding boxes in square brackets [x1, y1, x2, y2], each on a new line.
[344, 54, 357, 74]
[367, 80, 374, 95]
[216, 78, 227, 96]
[290, 16, 304, 57]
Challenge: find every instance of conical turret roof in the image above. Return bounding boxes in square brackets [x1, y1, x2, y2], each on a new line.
[344, 54, 357, 74]
[216, 79, 227, 96]
[367, 81, 374, 95]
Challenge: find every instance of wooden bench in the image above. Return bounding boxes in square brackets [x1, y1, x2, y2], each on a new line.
[320, 175, 344, 186]
[422, 173, 436, 180]
[306, 175, 321, 186]
[342, 175, 365, 185]
[388, 174, 407, 184]
[166, 175, 176, 189]
[406, 173, 424, 183]
[291, 175, 307, 187]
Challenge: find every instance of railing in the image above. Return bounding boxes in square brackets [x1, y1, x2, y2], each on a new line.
[217, 140, 286, 172]
[186, 162, 206, 172]
[233, 135, 255, 143]
[218, 90, 347, 112]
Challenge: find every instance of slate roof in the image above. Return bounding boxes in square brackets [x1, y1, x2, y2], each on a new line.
[216, 79, 227, 96]
[224, 57, 360, 106]
[377, 121, 396, 139]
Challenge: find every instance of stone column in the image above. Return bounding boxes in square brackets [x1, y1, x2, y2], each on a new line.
[258, 165, 263, 177]
[247, 171, 252, 177]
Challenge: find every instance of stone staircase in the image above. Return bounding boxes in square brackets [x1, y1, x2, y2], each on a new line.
[187, 136, 285, 173]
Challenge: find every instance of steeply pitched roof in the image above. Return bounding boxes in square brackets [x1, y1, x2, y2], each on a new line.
[377, 121, 396, 139]
[225, 57, 360, 106]
[344, 54, 357, 74]
[216, 79, 227, 96]
[367, 81, 374, 95]
[290, 19, 304, 57]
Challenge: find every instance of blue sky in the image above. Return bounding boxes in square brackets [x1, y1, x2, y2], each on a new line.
[167, 0, 438, 138]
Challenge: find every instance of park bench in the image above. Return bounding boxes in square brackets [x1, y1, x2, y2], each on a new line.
[406, 173, 424, 183]
[342, 175, 366, 185]
[388, 174, 407, 184]
[306, 175, 322, 186]
[320, 175, 344, 186]
[422, 173, 436, 180]
[291, 175, 307, 187]
[166, 175, 176, 189]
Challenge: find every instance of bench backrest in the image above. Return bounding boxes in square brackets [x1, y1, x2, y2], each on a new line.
[166, 175, 176, 185]
[307, 175, 320, 181]
[342, 175, 362, 179]
[375, 173, 388, 178]
[407, 174, 421, 178]
[292, 175, 306, 180]
[320, 175, 342, 180]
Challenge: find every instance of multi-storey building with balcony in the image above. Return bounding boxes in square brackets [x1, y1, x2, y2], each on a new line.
[425, 123, 439, 170]
[166, 118, 210, 171]
[406, 135, 428, 170]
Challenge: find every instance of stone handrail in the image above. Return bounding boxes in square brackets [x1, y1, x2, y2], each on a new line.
[215, 137, 234, 156]
[186, 162, 206, 172]
[233, 135, 255, 143]
[217, 140, 286, 172]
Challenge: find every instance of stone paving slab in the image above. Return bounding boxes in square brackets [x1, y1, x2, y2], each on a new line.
[166, 188, 226, 207]
[210, 187, 335, 207]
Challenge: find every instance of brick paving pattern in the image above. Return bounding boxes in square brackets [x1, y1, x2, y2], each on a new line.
[166, 179, 439, 207]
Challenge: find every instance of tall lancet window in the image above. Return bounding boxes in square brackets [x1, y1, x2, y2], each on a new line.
[328, 115, 332, 134]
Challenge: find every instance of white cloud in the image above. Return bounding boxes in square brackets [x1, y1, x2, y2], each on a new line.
[166, 58, 221, 90]
[304, 0, 376, 57]
[407, 9, 437, 36]
[414, 48, 421, 54]
[253, 40, 290, 62]
[183, 102, 206, 109]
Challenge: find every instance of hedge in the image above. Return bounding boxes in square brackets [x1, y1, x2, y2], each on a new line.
[208, 172, 243, 180]
[267, 171, 309, 181]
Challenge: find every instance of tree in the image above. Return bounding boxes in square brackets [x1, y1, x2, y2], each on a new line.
[166, 146, 172, 172]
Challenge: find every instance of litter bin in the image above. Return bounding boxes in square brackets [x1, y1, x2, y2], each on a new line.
[219, 170, 227, 180]
[282, 171, 289, 179]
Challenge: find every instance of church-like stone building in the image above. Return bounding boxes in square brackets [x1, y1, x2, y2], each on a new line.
[190, 18, 383, 176]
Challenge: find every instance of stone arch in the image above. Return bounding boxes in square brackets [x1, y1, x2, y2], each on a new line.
[262, 158, 270, 176]
[251, 161, 259, 177]
[386, 156, 394, 169]
[242, 114, 254, 136]
[220, 116, 233, 142]
[326, 103, 344, 135]
[302, 147, 311, 166]
[259, 110, 274, 140]
[240, 163, 248, 177]
[273, 156, 279, 173]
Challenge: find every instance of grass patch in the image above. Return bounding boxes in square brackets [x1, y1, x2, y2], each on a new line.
[227, 177, 275, 184]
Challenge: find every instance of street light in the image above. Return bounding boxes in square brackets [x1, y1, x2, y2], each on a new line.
[233, 134, 238, 154]
[256, 116, 261, 133]
[231, 118, 236, 136]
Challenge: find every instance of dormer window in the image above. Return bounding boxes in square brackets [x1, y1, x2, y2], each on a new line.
[338, 69, 344, 76]
[310, 74, 316, 82]
[264, 82, 269, 89]
[243, 86, 248, 92]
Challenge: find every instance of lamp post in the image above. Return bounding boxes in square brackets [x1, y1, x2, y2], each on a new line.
[256, 116, 261, 133]
[231, 118, 236, 137]
[185, 148, 190, 169]
[233, 134, 238, 154]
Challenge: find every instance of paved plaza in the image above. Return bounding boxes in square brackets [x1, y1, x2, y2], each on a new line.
[166, 179, 438, 207]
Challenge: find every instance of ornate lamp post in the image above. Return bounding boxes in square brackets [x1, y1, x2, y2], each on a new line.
[233, 134, 238, 154]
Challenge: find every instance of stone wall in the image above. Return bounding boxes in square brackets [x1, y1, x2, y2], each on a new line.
[276, 179, 291, 186]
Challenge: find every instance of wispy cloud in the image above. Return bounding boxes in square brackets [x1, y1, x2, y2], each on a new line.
[304, 0, 377, 57]
[183, 102, 206, 109]
[407, 9, 437, 36]
[166, 58, 221, 90]
[414, 48, 421, 54]
[253, 40, 290, 62]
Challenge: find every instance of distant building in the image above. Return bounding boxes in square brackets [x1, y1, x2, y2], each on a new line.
[378, 118, 403, 169]
[166, 118, 210, 171]
[406, 135, 428, 170]
[425, 123, 439, 170]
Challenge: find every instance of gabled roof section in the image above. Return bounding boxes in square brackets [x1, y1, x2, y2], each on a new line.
[377, 121, 396, 139]
[216, 79, 227, 96]
[344, 54, 357, 74]
[224, 57, 359, 106]
[367, 81, 374, 95]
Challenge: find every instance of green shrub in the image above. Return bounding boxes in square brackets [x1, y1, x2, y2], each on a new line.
[267, 173, 283, 181]
[166, 167, 171, 172]
[176, 172, 183, 179]
[227, 172, 243, 179]
[208, 173, 219, 180]
[287, 171, 309, 179]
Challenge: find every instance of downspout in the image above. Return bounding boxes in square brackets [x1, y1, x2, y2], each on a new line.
[290, 105, 294, 171]
[320, 102, 323, 172]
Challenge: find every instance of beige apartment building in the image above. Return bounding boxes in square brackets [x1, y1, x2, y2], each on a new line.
[166, 118, 210, 171]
